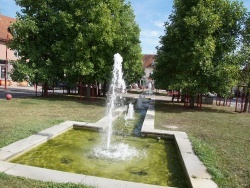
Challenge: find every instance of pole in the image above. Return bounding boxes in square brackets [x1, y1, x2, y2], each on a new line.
[5, 34, 9, 90]
[235, 87, 239, 112]
[80, 81, 83, 102]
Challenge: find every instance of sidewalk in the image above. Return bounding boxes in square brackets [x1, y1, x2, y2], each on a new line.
[0, 86, 36, 99]
[0, 85, 64, 100]
[0, 86, 174, 102]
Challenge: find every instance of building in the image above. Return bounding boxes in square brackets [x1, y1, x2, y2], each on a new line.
[140, 54, 156, 89]
[0, 14, 19, 86]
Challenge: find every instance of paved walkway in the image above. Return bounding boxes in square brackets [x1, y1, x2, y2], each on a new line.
[0, 85, 64, 100]
[2, 86, 240, 110]
[0, 86, 171, 101]
[0, 85, 43, 99]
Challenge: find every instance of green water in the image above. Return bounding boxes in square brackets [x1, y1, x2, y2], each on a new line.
[10, 100, 188, 187]
[10, 129, 188, 187]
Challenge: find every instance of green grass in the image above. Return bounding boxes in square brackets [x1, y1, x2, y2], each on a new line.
[2, 94, 250, 187]
[0, 172, 92, 188]
[0, 95, 105, 148]
[154, 101, 250, 188]
[0, 95, 106, 188]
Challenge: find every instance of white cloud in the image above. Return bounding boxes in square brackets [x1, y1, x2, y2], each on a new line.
[141, 30, 160, 37]
[140, 37, 160, 54]
[154, 21, 164, 28]
[126, 0, 172, 54]
[141, 37, 160, 46]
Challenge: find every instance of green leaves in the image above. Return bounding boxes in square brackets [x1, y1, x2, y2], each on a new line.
[10, 0, 142, 86]
[154, 0, 246, 98]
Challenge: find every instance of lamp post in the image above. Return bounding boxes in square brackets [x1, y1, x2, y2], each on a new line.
[5, 34, 9, 90]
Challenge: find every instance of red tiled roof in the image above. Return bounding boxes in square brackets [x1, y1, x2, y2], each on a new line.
[0, 14, 16, 41]
[142, 54, 156, 68]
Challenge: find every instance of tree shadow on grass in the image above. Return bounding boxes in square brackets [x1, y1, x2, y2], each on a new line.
[155, 100, 237, 115]
[26, 94, 107, 107]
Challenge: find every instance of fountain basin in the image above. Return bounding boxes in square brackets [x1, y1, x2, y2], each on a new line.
[5, 100, 188, 187]
[0, 99, 217, 188]
[9, 128, 187, 187]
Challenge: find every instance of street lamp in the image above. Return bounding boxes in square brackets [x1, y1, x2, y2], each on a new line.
[5, 34, 9, 90]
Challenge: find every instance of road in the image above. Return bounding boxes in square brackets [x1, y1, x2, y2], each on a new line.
[0, 86, 245, 111]
[0, 86, 64, 100]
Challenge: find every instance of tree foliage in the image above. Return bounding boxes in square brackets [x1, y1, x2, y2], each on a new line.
[153, 0, 246, 106]
[9, 0, 142, 90]
[238, 13, 250, 112]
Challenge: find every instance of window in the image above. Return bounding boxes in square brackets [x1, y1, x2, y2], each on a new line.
[0, 65, 6, 79]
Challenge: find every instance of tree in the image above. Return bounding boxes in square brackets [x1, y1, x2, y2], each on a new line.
[238, 13, 250, 112]
[113, 2, 143, 85]
[79, 1, 143, 86]
[153, 0, 246, 107]
[9, 0, 74, 95]
[9, 0, 142, 95]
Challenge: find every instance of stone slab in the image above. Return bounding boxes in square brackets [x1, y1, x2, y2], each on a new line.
[181, 151, 211, 179]
[0, 134, 47, 155]
[175, 137, 194, 154]
[92, 106, 124, 130]
[191, 178, 218, 188]
[0, 161, 16, 172]
[2, 161, 171, 188]
[140, 98, 218, 188]
[94, 116, 111, 130]
[141, 99, 155, 131]
[39, 121, 83, 136]
[73, 122, 103, 131]
[0, 150, 15, 161]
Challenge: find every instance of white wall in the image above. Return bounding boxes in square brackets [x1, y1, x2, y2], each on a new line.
[0, 42, 18, 60]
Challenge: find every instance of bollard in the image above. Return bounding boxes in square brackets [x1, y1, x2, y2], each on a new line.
[6, 94, 12, 100]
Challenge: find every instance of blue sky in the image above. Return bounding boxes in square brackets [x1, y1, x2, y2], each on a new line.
[0, 0, 249, 54]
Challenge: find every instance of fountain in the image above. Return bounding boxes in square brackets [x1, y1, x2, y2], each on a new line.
[105, 53, 126, 149]
[6, 53, 190, 187]
[93, 53, 139, 160]
[126, 103, 134, 120]
[145, 81, 153, 95]
[148, 82, 152, 91]
[137, 94, 143, 108]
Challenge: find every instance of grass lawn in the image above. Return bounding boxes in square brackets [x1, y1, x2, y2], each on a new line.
[1, 93, 250, 188]
[0, 95, 106, 188]
[154, 101, 250, 188]
[0, 172, 93, 188]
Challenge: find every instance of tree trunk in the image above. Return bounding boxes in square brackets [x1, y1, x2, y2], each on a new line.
[86, 84, 91, 100]
[243, 85, 249, 112]
[35, 82, 38, 97]
[181, 94, 185, 102]
[189, 95, 195, 108]
[43, 83, 48, 97]
[67, 83, 71, 94]
[103, 82, 107, 97]
[97, 82, 101, 97]
[79, 77, 83, 102]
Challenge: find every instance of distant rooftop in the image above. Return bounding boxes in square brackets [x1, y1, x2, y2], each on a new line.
[142, 54, 156, 68]
[0, 14, 16, 41]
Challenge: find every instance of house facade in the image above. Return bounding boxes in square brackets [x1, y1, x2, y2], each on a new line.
[140, 54, 156, 89]
[0, 14, 21, 86]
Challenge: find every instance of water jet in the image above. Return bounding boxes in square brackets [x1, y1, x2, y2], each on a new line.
[1, 54, 209, 187]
